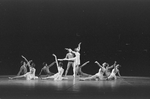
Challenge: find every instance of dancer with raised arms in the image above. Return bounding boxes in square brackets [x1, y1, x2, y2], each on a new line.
[39, 61, 56, 77]
[42, 54, 67, 80]
[107, 64, 121, 80]
[76, 61, 91, 77]
[79, 61, 106, 81]
[104, 61, 116, 77]
[9, 56, 38, 80]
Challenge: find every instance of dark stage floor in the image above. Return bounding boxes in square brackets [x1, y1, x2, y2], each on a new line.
[0, 75, 150, 99]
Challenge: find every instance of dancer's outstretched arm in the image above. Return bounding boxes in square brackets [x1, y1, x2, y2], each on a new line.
[95, 61, 103, 68]
[65, 48, 76, 54]
[22, 55, 32, 63]
[21, 55, 32, 67]
[47, 61, 56, 68]
[26, 60, 32, 68]
[107, 61, 116, 69]
[108, 65, 114, 70]
[58, 57, 76, 61]
[112, 61, 117, 67]
[39, 67, 44, 76]
[80, 61, 90, 68]
[52, 54, 59, 70]
[21, 55, 28, 62]
[108, 65, 114, 69]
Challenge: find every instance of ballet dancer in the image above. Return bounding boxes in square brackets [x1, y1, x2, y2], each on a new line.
[76, 61, 91, 77]
[42, 54, 67, 80]
[79, 61, 106, 81]
[107, 64, 121, 80]
[17, 61, 28, 76]
[38, 61, 56, 76]
[9, 61, 38, 80]
[16, 55, 32, 76]
[58, 42, 81, 78]
[64, 48, 74, 76]
[104, 61, 117, 77]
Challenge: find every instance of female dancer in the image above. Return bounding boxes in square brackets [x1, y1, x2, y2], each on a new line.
[58, 42, 81, 78]
[104, 61, 116, 77]
[107, 64, 121, 80]
[38, 61, 56, 76]
[42, 54, 67, 80]
[17, 61, 28, 76]
[79, 61, 106, 81]
[76, 61, 91, 77]
[9, 61, 38, 80]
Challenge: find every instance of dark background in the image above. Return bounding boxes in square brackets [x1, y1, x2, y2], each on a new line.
[0, 0, 150, 76]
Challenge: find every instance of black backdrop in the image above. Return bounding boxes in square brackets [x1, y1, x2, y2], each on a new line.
[0, 0, 150, 76]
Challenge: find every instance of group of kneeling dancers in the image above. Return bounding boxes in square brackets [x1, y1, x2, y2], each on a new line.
[9, 42, 121, 81]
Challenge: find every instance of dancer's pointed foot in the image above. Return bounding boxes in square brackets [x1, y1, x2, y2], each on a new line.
[8, 77, 13, 79]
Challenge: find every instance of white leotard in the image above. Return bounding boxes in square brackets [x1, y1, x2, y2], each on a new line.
[23, 67, 38, 80]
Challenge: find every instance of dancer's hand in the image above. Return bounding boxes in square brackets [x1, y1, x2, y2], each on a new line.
[21, 55, 24, 58]
[65, 48, 72, 52]
[95, 61, 98, 63]
[114, 61, 117, 65]
[52, 54, 56, 57]
[58, 59, 63, 61]
[87, 61, 90, 63]
[28, 60, 32, 63]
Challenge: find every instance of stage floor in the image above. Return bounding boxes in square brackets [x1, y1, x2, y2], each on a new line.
[0, 76, 150, 99]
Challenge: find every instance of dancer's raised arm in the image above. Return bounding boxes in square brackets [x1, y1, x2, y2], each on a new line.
[47, 61, 56, 68]
[108, 61, 116, 69]
[113, 61, 117, 66]
[77, 42, 81, 51]
[95, 61, 103, 68]
[80, 61, 90, 68]
[52, 54, 59, 70]
[65, 48, 72, 53]
[21, 55, 28, 62]
[21, 55, 32, 67]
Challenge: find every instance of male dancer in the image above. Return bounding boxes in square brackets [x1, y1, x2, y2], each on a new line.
[58, 42, 81, 78]
[39, 61, 55, 76]
[64, 48, 74, 76]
